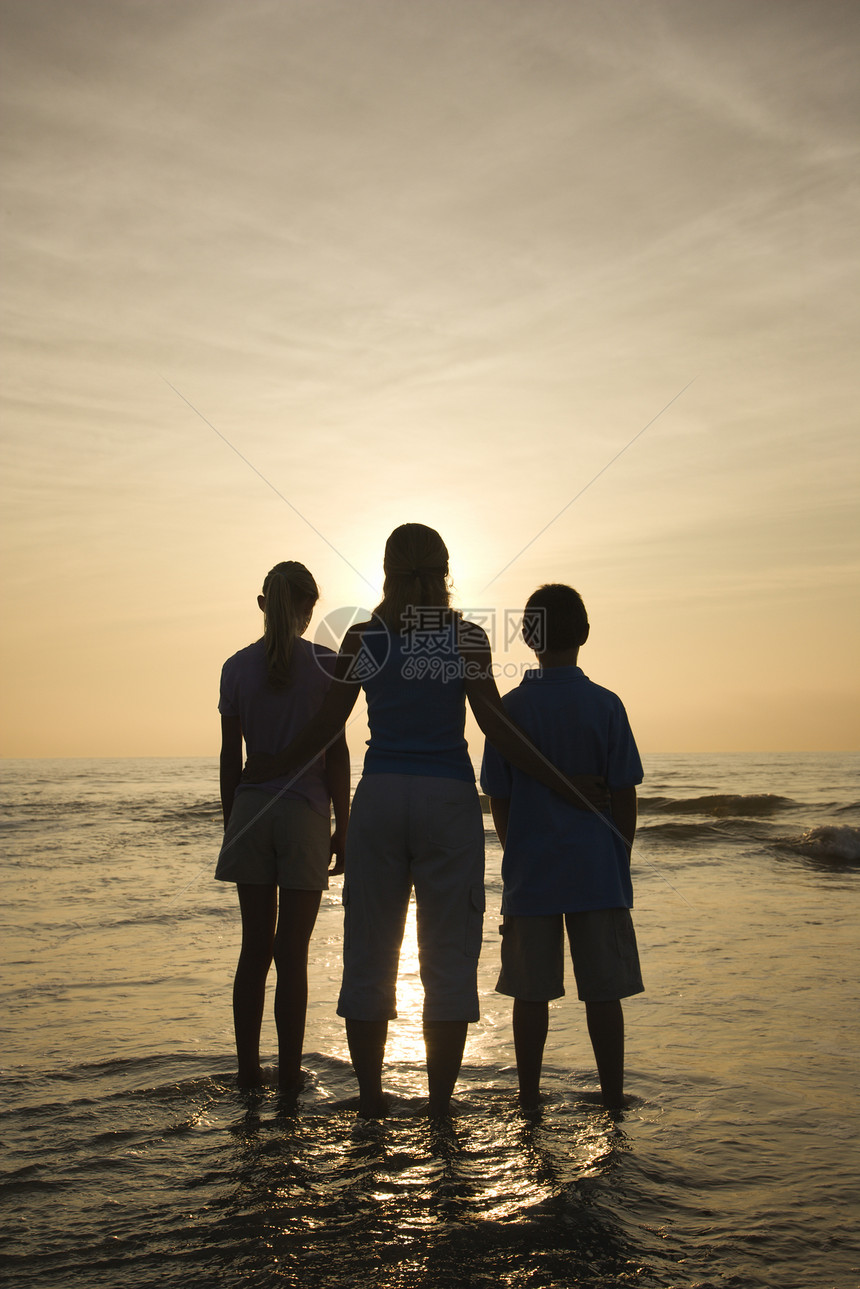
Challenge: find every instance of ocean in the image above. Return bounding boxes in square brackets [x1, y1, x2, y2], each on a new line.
[1, 753, 858, 1288]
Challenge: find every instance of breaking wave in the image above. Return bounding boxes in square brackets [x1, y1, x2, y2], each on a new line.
[640, 793, 794, 817]
[776, 825, 860, 865]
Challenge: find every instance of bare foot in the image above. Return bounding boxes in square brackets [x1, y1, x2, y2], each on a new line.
[237, 1068, 265, 1090]
[576, 1089, 629, 1110]
[357, 1093, 388, 1119]
[278, 1068, 307, 1095]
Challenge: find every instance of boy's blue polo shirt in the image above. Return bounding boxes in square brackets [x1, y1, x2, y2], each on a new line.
[480, 666, 643, 915]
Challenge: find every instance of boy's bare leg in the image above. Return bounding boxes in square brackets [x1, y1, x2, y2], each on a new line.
[423, 1019, 468, 1116]
[234, 884, 277, 1086]
[345, 1018, 389, 1117]
[585, 999, 626, 1109]
[273, 888, 323, 1091]
[512, 999, 549, 1111]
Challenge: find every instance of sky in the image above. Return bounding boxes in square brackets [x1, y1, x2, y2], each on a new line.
[1, 0, 858, 758]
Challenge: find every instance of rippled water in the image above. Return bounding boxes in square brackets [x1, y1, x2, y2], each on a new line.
[2, 754, 859, 1287]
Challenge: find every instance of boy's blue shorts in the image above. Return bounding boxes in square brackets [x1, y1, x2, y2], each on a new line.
[496, 908, 644, 1003]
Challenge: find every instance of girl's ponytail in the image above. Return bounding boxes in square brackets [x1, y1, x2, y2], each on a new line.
[261, 561, 319, 688]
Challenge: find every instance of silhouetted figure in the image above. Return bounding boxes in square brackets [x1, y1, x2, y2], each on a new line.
[217, 561, 349, 1091]
[245, 526, 604, 1118]
[481, 584, 644, 1111]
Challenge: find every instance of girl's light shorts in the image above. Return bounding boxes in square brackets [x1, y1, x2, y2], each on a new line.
[215, 789, 331, 889]
[336, 773, 485, 1024]
[496, 908, 644, 1003]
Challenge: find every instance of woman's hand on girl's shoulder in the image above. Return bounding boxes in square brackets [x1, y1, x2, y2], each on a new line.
[242, 752, 282, 783]
[331, 623, 370, 686]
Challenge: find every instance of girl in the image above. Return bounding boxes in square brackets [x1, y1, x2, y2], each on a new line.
[244, 526, 603, 1116]
[217, 560, 349, 1091]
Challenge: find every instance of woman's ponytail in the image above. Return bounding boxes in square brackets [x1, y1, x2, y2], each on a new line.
[374, 524, 452, 632]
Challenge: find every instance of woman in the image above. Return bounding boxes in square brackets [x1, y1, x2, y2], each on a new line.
[217, 560, 349, 1091]
[245, 526, 602, 1116]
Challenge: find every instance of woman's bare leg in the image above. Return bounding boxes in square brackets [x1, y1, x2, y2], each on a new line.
[423, 1019, 468, 1116]
[234, 884, 277, 1086]
[345, 1018, 389, 1117]
[273, 887, 323, 1090]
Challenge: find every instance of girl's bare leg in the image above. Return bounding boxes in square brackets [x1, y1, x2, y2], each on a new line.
[234, 884, 277, 1086]
[273, 888, 323, 1090]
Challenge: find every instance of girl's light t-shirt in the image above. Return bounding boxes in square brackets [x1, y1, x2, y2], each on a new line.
[218, 637, 336, 816]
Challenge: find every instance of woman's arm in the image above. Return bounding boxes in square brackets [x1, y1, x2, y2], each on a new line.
[609, 785, 637, 856]
[324, 731, 351, 876]
[489, 796, 510, 848]
[219, 714, 243, 827]
[461, 626, 607, 810]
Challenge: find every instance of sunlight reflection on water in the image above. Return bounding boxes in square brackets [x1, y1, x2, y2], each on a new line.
[387, 897, 428, 1075]
[4, 756, 859, 1288]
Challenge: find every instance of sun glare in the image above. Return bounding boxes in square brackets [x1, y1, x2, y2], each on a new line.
[386, 898, 427, 1073]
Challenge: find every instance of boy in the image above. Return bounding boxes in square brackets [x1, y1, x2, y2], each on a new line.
[480, 584, 644, 1111]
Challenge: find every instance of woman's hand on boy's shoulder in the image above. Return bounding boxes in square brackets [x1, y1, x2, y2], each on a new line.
[568, 775, 610, 811]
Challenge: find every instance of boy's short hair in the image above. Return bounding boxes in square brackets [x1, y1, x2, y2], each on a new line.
[522, 584, 589, 652]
